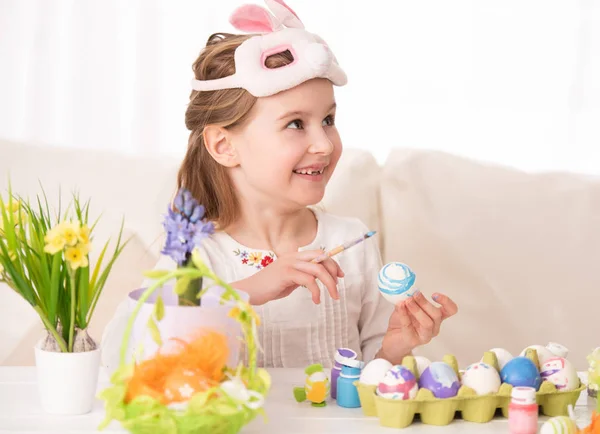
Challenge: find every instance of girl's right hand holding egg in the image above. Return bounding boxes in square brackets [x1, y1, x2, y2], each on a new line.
[231, 250, 343, 305]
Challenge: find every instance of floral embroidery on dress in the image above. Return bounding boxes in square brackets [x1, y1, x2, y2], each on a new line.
[233, 244, 326, 270]
[234, 248, 275, 270]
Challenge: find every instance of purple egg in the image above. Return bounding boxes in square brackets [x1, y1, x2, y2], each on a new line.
[418, 362, 460, 398]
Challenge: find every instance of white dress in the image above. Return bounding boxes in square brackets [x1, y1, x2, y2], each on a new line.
[101, 208, 394, 369]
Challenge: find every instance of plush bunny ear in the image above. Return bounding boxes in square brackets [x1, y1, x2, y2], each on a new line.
[230, 4, 282, 33]
[264, 0, 304, 29]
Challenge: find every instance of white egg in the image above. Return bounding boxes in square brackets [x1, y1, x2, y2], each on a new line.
[378, 262, 419, 304]
[415, 356, 431, 376]
[359, 358, 393, 386]
[482, 348, 514, 370]
[540, 357, 579, 391]
[520, 345, 554, 365]
[461, 362, 501, 395]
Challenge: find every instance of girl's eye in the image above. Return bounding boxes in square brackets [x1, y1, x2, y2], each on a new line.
[323, 115, 335, 127]
[286, 119, 303, 130]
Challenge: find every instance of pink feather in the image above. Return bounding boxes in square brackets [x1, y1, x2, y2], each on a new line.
[230, 5, 277, 33]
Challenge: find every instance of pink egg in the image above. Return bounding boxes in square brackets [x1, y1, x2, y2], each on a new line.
[376, 365, 418, 400]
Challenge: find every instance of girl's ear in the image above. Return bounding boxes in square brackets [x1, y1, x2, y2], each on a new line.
[229, 4, 282, 33]
[203, 125, 239, 168]
[264, 0, 304, 29]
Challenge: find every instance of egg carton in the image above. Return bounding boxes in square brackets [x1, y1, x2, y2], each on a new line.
[355, 350, 586, 429]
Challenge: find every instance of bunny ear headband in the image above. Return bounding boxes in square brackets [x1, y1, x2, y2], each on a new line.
[190, 0, 347, 97]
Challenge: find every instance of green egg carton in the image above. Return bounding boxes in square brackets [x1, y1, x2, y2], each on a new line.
[355, 349, 586, 429]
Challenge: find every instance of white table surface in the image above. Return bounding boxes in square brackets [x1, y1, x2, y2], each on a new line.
[0, 367, 595, 434]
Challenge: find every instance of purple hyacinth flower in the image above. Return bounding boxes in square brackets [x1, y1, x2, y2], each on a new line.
[189, 204, 205, 223]
[160, 188, 216, 266]
[173, 190, 184, 213]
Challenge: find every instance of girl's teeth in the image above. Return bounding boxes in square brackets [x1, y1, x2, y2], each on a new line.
[295, 169, 323, 175]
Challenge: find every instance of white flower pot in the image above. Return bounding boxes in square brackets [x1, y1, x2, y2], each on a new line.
[34, 342, 101, 415]
[126, 285, 249, 367]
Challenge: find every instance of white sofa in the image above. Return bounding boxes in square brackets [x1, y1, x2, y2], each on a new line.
[1, 139, 599, 370]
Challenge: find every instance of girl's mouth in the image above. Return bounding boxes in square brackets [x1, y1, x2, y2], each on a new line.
[292, 168, 324, 176]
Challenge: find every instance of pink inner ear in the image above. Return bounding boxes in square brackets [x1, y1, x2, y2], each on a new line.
[230, 5, 276, 33]
[271, 0, 300, 20]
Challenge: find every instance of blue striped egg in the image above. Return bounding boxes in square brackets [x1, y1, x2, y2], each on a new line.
[378, 262, 418, 304]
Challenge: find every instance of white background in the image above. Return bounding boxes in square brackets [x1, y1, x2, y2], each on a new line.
[0, 0, 599, 174]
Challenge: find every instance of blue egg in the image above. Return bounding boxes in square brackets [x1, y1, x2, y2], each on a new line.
[378, 262, 419, 304]
[500, 357, 542, 390]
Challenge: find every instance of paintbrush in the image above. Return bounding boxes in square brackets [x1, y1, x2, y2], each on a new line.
[311, 231, 377, 263]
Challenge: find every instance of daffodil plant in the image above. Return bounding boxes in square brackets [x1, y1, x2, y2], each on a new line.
[0, 184, 128, 353]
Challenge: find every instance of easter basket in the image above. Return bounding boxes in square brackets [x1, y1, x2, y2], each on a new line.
[356, 349, 586, 429]
[98, 251, 271, 434]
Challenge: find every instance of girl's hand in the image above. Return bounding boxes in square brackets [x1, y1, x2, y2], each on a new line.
[231, 250, 344, 305]
[377, 292, 458, 364]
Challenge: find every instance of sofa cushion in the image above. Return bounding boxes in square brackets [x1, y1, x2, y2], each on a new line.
[381, 149, 600, 369]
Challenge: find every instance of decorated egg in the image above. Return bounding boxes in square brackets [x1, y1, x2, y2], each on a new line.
[415, 356, 432, 376]
[461, 362, 501, 395]
[376, 365, 418, 400]
[500, 357, 542, 390]
[378, 262, 419, 304]
[519, 345, 554, 365]
[540, 357, 579, 391]
[163, 368, 214, 403]
[418, 362, 460, 398]
[540, 415, 578, 434]
[481, 348, 514, 370]
[359, 358, 393, 386]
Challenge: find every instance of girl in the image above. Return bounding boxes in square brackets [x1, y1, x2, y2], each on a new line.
[103, 0, 457, 369]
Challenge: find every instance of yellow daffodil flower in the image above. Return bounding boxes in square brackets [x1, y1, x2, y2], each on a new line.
[59, 221, 80, 246]
[44, 227, 66, 254]
[78, 224, 90, 244]
[65, 245, 89, 269]
[78, 241, 91, 255]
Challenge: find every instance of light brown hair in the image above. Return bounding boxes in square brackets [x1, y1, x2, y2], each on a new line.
[178, 33, 293, 229]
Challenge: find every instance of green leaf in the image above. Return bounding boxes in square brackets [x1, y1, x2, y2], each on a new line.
[147, 317, 162, 346]
[174, 275, 191, 296]
[48, 253, 62, 323]
[89, 240, 109, 291]
[86, 231, 131, 324]
[0, 241, 36, 305]
[78, 265, 90, 327]
[143, 270, 170, 279]
[154, 296, 165, 321]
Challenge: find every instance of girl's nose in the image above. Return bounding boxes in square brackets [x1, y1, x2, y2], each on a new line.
[308, 130, 334, 155]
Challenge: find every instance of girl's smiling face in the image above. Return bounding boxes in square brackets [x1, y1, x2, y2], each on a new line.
[228, 78, 342, 211]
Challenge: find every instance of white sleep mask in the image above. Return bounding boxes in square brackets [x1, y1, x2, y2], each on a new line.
[191, 0, 347, 97]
